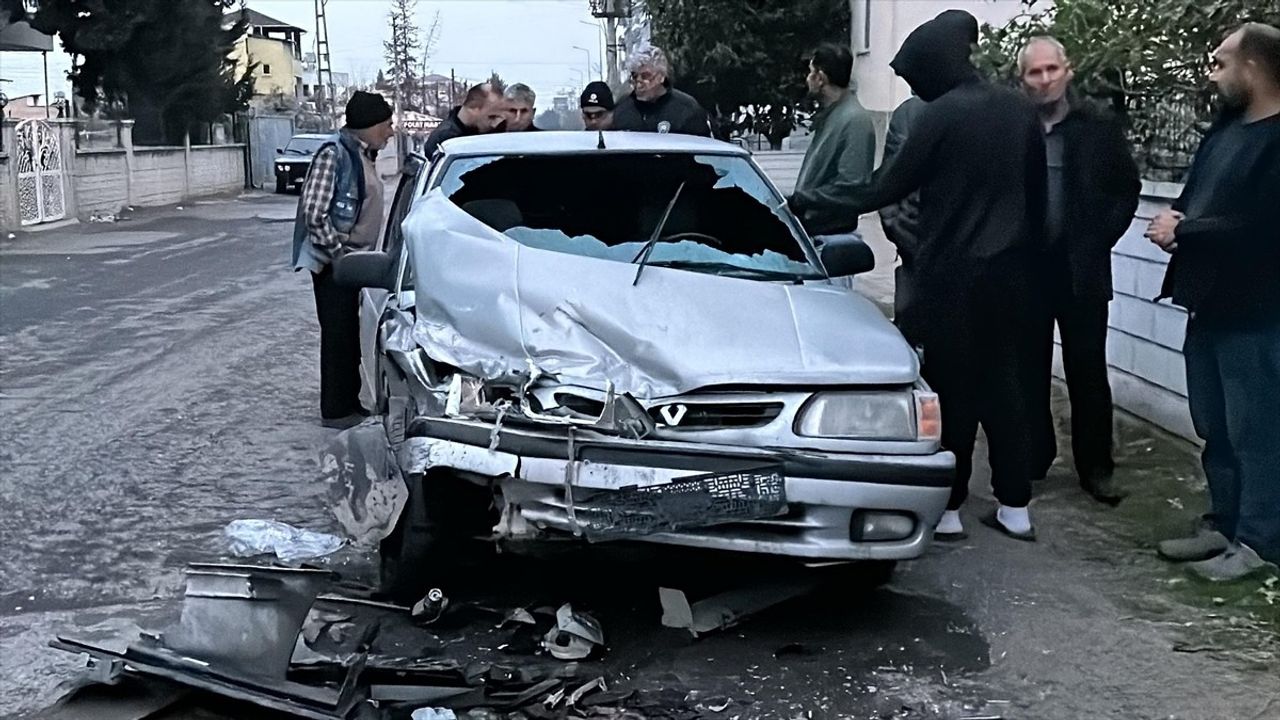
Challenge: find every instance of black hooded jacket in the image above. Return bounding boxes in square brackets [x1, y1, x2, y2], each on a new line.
[841, 11, 1047, 291]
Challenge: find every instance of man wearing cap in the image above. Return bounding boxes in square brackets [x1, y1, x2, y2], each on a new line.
[291, 91, 396, 429]
[580, 81, 615, 131]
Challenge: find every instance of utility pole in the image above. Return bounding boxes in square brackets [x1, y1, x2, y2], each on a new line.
[590, 0, 630, 88]
[314, 0, 335, 126]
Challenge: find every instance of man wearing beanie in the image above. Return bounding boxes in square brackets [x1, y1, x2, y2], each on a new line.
[579, 81, 614, 130]
[291, 90, 395, 429]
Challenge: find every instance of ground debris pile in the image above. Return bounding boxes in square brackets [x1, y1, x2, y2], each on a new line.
[43, 562, 690, 720]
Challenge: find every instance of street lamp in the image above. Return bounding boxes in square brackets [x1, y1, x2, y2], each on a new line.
[572, 45, 594, 80]
[579, 20, 606, 80]
[570, 68, 585, 88]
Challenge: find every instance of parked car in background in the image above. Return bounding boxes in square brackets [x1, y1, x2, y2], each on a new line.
[336, 132, 955, 601]
[274, 133, 329, 194]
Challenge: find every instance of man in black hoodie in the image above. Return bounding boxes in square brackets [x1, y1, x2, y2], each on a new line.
[835, 10, 1048, 541]
[1149, 23, 1280, 582]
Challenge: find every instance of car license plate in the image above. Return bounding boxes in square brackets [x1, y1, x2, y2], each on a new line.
[572, 466, 787, 541]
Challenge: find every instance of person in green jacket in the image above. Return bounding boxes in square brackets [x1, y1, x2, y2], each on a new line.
[788, 43, 877, 236]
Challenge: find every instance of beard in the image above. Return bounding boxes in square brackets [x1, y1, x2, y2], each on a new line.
[1216, 83, 1249, 110]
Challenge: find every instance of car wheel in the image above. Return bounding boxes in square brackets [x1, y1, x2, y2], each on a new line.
[378, 469, 497, 603]
[275, 175, 288, 194]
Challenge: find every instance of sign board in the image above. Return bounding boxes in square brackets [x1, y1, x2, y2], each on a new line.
[399, 111, 442, 134]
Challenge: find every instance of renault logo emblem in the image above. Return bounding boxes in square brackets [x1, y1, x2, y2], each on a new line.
[658, 404, 688, 426]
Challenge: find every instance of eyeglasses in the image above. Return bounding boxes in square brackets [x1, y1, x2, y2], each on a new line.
[630, 70, 658, 84]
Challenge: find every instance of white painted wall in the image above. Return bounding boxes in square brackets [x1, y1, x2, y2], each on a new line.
[851, 0, 1029, 113]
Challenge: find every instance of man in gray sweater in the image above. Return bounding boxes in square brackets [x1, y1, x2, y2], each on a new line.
[788, 43, 877, 236]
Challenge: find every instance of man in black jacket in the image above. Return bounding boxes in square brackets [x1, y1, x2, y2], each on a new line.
[612, 46, 711, 136]
[1019, 37, 1141, 505]
[836, 10, 1048, 542]
[1149, 23, 1280, 582]
[421, 83, 506, 158]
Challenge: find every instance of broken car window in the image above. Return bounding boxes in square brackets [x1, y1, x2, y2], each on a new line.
[435, 153, 823, 280]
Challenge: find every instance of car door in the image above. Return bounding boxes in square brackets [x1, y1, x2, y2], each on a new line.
[358, 154, 426, 413]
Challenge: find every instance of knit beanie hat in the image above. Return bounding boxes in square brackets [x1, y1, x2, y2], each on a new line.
[345, 91, 393, 129]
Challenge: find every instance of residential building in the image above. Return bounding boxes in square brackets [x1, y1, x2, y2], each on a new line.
[227, 9, 306, 101]
[300, 52, 351, 101]
[849, 0, 1026, 115]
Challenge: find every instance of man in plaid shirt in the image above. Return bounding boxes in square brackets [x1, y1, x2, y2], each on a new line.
[292, 91, 395, 429]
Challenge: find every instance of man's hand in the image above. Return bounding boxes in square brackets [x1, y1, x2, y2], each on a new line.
[1145, 209, 1184, 252]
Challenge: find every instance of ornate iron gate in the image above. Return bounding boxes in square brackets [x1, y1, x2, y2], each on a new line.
[15, 119, 66, 226]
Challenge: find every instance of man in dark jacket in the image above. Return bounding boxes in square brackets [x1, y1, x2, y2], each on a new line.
[612, 45, 711, 136]
[1019, 37, 1141, 505]
[834, 10, 1048, 542]
[788, 43, 877, 236]
[879, 95, 926, 346]
[1148, 23, 1280, 581]
[421, 83, 506, 158]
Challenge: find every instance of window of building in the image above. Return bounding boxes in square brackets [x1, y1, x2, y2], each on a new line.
[262, 64, 272, 75]
[852, 0, 872, 55]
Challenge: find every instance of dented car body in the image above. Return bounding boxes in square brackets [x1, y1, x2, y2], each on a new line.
[347, 132, 953, 586]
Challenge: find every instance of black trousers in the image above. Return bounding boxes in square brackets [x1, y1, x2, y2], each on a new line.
[918, 278, 1037, 511]
[311, 266, 363, 420]
[1028, 267, 1115, 483]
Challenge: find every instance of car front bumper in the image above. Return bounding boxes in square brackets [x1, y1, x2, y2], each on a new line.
[404, 416, 954, 562]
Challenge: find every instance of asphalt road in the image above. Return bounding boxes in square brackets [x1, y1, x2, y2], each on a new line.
[0, 193, 1276, 719]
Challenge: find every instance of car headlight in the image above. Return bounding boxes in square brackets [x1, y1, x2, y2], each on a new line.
[795, 390, 940, 441]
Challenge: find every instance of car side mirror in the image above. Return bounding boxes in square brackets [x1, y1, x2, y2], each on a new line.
[815, 233, 876, 277]
[334, 251, 397, 291]
[276, 148, 284, 155]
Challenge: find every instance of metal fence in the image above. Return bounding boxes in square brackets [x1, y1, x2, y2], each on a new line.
[1125, 92, 1208, 183]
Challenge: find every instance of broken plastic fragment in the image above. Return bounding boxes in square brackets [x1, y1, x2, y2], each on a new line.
[223, 519, 345, 562]
[411, 709, 458, 720]
[542, 604, 604, 660]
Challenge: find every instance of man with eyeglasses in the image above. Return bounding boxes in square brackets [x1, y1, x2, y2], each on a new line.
[612, 45, 711, 136]
[580, 81, 615, 131]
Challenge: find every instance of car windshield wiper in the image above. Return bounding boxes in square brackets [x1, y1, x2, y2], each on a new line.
[645, 260, 814, 282]
[631, 181, 686, 286]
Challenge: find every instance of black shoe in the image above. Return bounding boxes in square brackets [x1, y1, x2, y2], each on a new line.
[1081, 474, 1127, 506]
[979, 509, 1037, 542]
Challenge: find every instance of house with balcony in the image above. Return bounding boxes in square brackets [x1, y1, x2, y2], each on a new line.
[227, 9, 306, 102]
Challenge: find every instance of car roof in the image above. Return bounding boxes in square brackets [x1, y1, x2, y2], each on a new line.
[438, 131, 749, 157]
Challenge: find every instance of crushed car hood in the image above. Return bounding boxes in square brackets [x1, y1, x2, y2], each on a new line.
[406, 191, 919, 399]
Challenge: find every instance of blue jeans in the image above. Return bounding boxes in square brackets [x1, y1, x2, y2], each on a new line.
[1184, 316, 1280, 564]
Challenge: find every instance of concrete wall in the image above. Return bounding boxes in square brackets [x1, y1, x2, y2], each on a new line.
[72, 149, 130, 217]
[753, 151, 1197, 442]
[2, 119, 247, 231]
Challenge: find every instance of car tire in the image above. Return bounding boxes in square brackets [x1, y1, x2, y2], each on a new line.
[275, 175, 288, 194]
[378, 468, 497, 604]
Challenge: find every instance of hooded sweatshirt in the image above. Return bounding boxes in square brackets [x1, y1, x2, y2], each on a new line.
[839, 11, 1047, 290]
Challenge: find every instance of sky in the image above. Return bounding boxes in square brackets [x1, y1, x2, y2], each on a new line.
[2, 0, 612, 110]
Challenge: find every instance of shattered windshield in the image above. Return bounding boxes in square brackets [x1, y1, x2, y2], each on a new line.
[434, 153, 822, 280]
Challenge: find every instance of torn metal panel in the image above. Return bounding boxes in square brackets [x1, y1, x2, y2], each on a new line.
[403, 190, 918, 400]
[49, 637, 359, 720]
[163, 565, 334, 678]
[658, 577, 819, 637]
[323, 421, 409, 547]
[398, 435, 519, 477]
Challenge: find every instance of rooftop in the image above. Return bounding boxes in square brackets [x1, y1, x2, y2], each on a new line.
[226, 8, 304, 33]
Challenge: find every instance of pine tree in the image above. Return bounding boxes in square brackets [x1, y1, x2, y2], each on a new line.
[384, 0, 421, 111]
[29, 0, 255, 145]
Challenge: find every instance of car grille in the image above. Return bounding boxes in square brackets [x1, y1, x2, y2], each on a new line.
[554, 394, 784, 430]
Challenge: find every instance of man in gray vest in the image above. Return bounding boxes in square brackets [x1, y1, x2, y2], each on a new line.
[292, 91, 395, 429]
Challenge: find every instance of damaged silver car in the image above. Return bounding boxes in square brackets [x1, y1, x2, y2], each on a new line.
[336, 132, 954, 599]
